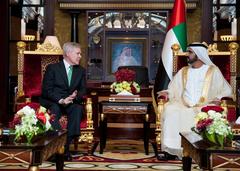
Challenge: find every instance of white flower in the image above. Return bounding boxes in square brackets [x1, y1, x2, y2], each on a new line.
[208, 110, 222, 120]
[193, 105, 233, 146]
[45, 120, 51, 131]
[17, 106, 35, 116]
[13, 105, 52, 143]
[110, 81, 140, 93]
[195, 112, 208, 123]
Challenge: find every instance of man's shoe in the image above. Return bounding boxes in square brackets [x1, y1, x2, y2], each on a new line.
[157, 152, 177, 160]
[165, 152, 177, 160]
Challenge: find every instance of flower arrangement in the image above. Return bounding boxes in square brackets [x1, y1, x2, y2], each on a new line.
[192, 105, 233, 147]
[110, 68, 140, 94]
[9, 105, 53, 143]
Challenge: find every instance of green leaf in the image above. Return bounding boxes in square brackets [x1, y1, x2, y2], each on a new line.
[227, 133, 233, 140]
[205, 132, 217, 144]
[216, 134, 224, 147]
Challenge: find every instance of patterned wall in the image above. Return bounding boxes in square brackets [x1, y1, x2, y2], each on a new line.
[54, 3, 202, 68]
[186, 7, 201, 43]
[54, 3, 87, 67]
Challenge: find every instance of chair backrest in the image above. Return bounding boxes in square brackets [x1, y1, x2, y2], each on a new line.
[118, 65, 149, 87]
[16, 41, 63, 99]
[171, 42, 239, 97]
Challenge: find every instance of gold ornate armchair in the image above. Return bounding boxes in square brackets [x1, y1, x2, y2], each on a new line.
[154, 42, 239, 155]
[15, 41, 95, 154]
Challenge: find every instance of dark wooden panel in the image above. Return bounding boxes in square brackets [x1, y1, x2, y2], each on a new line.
[107, 128, 155, 140]
[0, 0, 9, 125]
[201, 0, 213, 44]
[44, 0, 56, 37]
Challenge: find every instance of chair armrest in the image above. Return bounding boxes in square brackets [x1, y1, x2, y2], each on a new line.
[232, 124, 240, 135]
[155, 97, 168, 146]
[85, 97, 93, 129]
[158, 95, 168, 101]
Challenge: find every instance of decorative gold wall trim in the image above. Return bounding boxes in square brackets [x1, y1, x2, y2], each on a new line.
[16, 41, 26, 98]
[59, 2, 197, 10]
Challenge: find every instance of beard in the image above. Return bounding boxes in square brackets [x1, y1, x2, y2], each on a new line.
[187, 56, 198, 64]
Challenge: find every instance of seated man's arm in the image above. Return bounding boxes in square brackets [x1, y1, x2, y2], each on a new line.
[212, 67, 233, 101]
[157, 90, 169, 101]
[75, 67, 87, 103]
[42, 64, 63, 103]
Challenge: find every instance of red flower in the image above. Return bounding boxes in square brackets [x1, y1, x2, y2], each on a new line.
[115, 69, 136, 82]
[36, 112, 47, 124]
[9, 114, 22, 128]
[196, 118, 213, 132]
[201, 105, 224, 113]
[50, 114, 56, 123]
[130, 84, 137, 94]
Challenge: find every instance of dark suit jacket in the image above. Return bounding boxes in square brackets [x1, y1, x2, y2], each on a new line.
[40, 61, 86, 108]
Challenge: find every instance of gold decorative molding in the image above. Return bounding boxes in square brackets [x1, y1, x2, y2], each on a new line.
[86, 98, 93, 129]
[58, 2, 197, 10]
[36, 42, 63, 54]
[23, 35, 35, 41]
[79, 98, 94, 152]
[41, 56, 60, 78]
[155, 99, 166, 147]
[212, 154, 240, 169]
[220, 35, 237, 42]
[0, 149, 31, 164]
[229, 42, 239, 56]
[171, 43, 181, 75]
[207, 43, 218, 53]
[16, 41, 26, 98]
[17, 41, 26, 54]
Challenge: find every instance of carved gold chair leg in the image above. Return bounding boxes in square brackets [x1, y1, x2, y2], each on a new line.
[77, 98, 95, 155]
[153, 98, 167, 159]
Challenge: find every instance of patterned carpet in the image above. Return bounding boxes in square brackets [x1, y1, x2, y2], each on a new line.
[0, 140, 200, 171]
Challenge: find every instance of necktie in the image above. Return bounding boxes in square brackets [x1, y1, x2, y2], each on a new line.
[68, 66, 73, 86]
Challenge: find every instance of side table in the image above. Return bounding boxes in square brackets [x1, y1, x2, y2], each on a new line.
[180, 132, 240, 171]
[0, 130, 67, 171]
[99, 101, 151, 154]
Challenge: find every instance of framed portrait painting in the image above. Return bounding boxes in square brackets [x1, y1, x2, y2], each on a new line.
[107, 37, 147, 74]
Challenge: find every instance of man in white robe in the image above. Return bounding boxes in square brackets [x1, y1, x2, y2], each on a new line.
[158, 42, 233, 159]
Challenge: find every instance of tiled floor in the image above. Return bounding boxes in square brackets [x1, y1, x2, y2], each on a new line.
[0, 161, 200, 171]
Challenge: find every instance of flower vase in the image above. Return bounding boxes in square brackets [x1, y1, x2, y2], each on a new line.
[15, 133, 46, 144]
[117, 90, 133, 96]
[15, 135, 30, 144]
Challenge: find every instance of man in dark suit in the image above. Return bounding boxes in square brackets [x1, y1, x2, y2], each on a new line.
[40, 42, 86, 160]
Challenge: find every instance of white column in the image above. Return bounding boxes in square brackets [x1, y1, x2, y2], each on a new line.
[21, 18, 26, 40]
[231, 18, 237, 38]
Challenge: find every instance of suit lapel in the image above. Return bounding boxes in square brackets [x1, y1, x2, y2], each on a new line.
[58, 61, 69, 87]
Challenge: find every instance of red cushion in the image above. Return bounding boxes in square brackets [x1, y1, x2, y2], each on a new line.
[16, 102, 40, 111]
[80, 117, 87, 128]
[23, 54, 42, 97]
[227, 107, 236, 123]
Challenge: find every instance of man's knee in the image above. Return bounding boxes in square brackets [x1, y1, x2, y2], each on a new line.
[49, 104, 62, 118]
[69, 104, 83, 114]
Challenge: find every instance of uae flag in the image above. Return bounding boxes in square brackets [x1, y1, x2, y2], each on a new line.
[153, 0, 187, 109]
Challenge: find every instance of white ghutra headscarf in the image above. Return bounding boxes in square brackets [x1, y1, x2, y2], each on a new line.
[187, 42, 215, 66]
